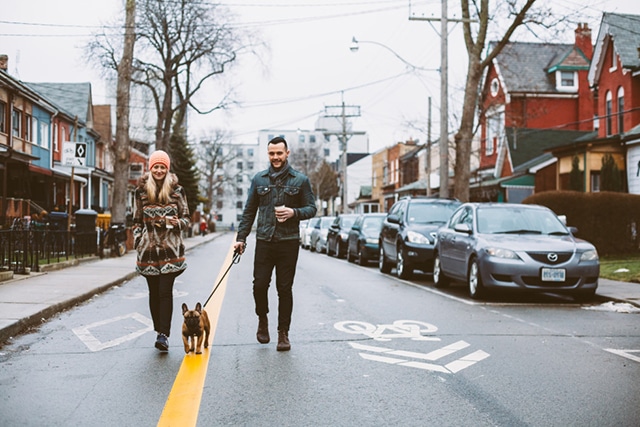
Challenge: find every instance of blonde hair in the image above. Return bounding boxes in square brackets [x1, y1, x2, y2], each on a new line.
[145, 173, 174, 204]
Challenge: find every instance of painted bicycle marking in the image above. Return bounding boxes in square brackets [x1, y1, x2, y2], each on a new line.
[334, 320, 440, 341]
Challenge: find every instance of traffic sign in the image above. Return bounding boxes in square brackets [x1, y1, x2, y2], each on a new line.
[62, 142, 87, 166]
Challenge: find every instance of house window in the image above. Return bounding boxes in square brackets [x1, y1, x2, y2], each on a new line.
[247, 148, 254, 157]
[0, 101, 6, 133]
[236, 174, 243, 183]
[12, 109, 22, 137]
[25, 114, 32, 142]
[299, 134, 305, 143]
[556, 70, 577, 91]
[486, 110, 503, 156]
[490, 78, 499, 97]
[247, 161, 254, 170]
[617, 86, 624, 134]
[237, 161, 243, 170]
[53, 123, 58, 151]
[605, 91, 613, 136]
[310, 135, 316, 143]
[236, 188, 243, 197]
[129, 163, 143, 179]
[591, 172, 600, 192]
[324, 148, 330, 157]
[40, 120, 49, 149]
[236, 201, 243, 209]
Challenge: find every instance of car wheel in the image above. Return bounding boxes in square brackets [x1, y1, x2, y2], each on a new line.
[468, 257, 485, 299]
[347, 247, 355, 263]
[396, 246, 412, 279]
[433, 254, 449, 288]
[316, 240, 322, 253]
[357, 244, 367, 266]
[326, 240, 333, 256]
[379, 246, 392, 273]
[336, 241, 344, 258]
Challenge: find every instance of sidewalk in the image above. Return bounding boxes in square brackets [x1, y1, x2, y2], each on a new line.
[0, 231, 226, 344]
[1, 234, 639, 344]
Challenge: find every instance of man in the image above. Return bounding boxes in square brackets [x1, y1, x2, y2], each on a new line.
[234, 136, 317, 351]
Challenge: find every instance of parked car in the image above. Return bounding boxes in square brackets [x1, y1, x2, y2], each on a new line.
[347, 213, 386, 265]
[298, 219, 308, 246]
[326, 213, 360, 258]
[433, 203, 600, 300]
[301, 217, 320, 250]
[379, 197, 461, 279]
[310, 216, 335, 253]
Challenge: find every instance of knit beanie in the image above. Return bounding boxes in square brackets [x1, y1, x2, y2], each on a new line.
[149, 150, 171, 170]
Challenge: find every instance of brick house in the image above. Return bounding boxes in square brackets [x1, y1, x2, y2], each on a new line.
[473, 23, 596, 201]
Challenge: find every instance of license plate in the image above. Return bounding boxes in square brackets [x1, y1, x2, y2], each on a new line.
[541, 268, 566, 282]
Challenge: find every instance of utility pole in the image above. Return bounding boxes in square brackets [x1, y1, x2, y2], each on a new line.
[409, 0, 476, 198]
[426, 96, 431, 196]
[324, 93, 364, 213]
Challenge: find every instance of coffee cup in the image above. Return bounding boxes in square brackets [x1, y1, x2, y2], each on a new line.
[166, 216, 174, 229]
[275, 205, 286, 223]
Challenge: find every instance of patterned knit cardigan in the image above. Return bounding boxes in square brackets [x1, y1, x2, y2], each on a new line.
[132, 173, 190, 276]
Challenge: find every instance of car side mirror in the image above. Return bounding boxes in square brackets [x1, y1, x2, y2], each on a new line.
[454, 223, 472, 234]
[568, 226, 578, 235]
[387, 214, 400, 225]
[352, 224, 361, 231]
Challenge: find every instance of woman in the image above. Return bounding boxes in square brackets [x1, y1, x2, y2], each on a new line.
[132, 150, 189, 351]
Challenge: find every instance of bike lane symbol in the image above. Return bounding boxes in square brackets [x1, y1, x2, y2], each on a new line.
[334, 320, 490, 374]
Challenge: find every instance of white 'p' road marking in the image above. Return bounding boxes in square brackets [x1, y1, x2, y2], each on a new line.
[349, 340, 490, 374]
[73, 312, 153, 352]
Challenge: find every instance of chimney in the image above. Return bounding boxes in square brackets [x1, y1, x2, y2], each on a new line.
[575, 23, 593, 59]
[0, 54, 7, 72]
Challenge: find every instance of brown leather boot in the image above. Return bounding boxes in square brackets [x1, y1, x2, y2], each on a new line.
[256, 315, 270, 344]
[276, 330, 290, 351]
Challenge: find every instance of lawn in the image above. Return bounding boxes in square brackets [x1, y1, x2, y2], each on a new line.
[599, 255, 640, 283]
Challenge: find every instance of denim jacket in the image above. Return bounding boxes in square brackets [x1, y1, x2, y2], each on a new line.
[237, 167, 317, 243]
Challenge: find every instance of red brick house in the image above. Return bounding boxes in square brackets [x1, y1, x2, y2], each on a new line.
[544, 13, 640, 194]
[473, 24, 596, 201]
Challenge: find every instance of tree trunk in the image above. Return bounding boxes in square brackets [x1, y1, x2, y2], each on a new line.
[111, 0, 136, 224]
[453, 58, 484, 202]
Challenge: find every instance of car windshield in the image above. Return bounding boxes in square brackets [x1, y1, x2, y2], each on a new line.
[362, 216, 383, 235]
[407, 203, 458, 225]
[341, 217, 356, 229]
[320, 218, 334, 228]
[476, 206, 569, 235]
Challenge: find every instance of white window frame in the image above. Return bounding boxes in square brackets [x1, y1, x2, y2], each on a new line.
[556, 70, 577, 92]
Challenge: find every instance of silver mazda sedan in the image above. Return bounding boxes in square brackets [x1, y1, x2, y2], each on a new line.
[433, 203, 599, 300]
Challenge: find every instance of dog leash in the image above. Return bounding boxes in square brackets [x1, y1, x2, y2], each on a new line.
[203, 248, 242, 307]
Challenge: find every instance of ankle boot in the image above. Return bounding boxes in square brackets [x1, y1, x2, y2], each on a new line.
[256, 315, 270, 344]
[277, 330, 290, 351]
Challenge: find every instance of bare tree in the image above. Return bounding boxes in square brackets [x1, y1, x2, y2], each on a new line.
[311, 161, 340, 209]
[111, 0, 136, 224]
[196, 130, 238, 214]
[453, 0, 552, 201]
[289, 146, 324, 178]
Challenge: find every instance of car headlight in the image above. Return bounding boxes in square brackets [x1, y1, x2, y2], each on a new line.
[485, 247, 519, 259]
[340, 232, 349, 240]
[406, 230, 431, 244]
[580, 249, 598, 261]
[365, 238, 378, 244]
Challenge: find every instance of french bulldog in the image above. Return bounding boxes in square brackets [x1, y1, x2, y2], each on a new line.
[181, 302, 210, 354]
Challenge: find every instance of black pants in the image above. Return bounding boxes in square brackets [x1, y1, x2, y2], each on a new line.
[253, 239, 300, 332]
[145, 273, 178, 336]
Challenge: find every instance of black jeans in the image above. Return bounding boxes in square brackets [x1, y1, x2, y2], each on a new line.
[145, 273, 178, 336]
[253, 239, 300, 332]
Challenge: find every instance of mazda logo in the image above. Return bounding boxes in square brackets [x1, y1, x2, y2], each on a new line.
[547, 253, 558, 262]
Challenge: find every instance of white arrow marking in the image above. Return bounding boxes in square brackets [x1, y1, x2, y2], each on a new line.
[604, 349, 640, 363]
[73, 312, 153, 352]
[349, 341, 490, 374]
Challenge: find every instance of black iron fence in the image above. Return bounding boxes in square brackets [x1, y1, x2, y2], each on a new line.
[0, 229, 99, 274]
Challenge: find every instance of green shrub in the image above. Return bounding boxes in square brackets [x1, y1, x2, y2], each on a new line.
[523, 191, 640, 256]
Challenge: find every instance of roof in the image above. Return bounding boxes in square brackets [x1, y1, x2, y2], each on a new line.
[589, 13, 640, 84]
[27, 82, 93, 124]
[491, 42, 584, 93]
[505, 127, 595, 169]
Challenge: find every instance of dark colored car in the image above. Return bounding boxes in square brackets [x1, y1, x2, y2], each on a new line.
[326, 214, 360, 258]
[379, 197, 461, 279]
[433, 203, 599, 300]
[347, 213, 386, 265]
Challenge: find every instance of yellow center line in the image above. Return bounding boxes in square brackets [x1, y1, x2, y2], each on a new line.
[157, 244, 235, 427]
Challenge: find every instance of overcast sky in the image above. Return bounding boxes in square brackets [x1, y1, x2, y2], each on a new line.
[1, 0, 637, 152]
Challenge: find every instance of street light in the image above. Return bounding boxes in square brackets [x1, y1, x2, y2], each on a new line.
[350, 37, 439, 197]
[349, 37, 437, 73]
